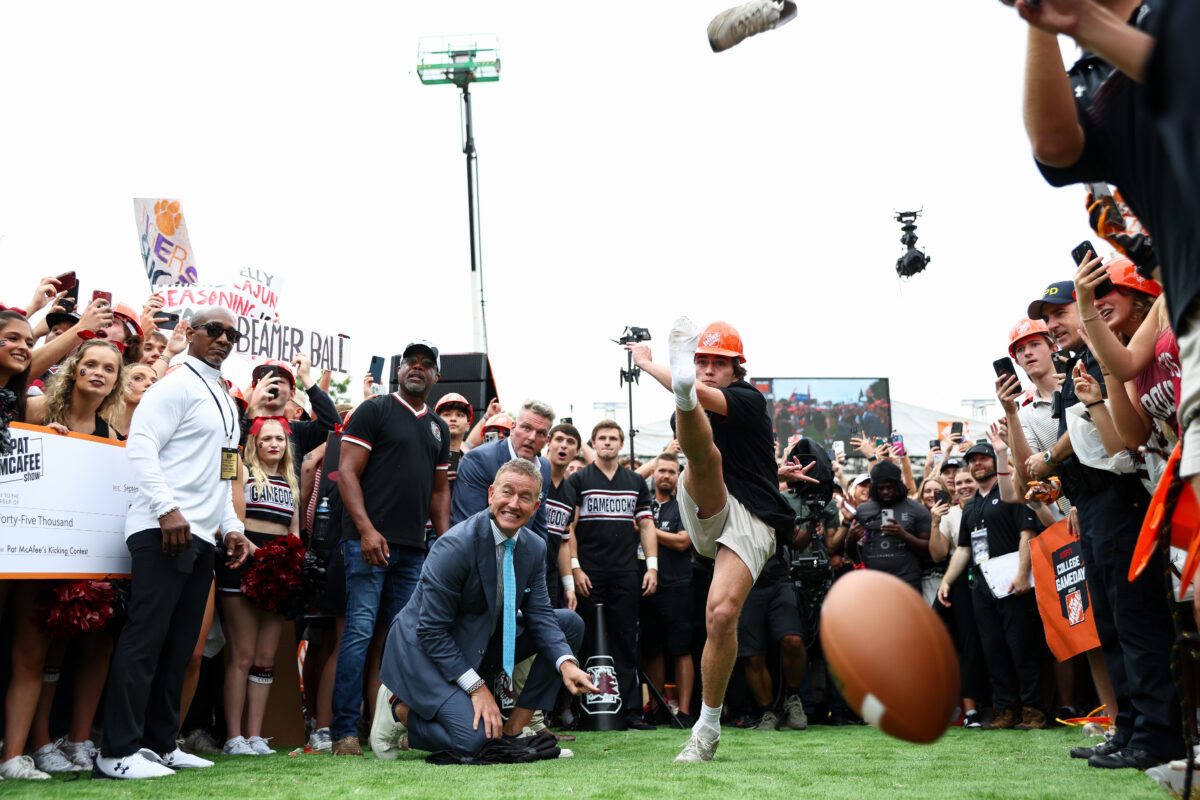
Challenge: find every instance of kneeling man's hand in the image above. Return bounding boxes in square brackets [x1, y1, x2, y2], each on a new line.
[561, 661, 598, 696]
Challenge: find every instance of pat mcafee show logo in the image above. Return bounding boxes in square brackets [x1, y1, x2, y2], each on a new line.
[0, 434, 44, 484]
[1053, 540, 1089, 627]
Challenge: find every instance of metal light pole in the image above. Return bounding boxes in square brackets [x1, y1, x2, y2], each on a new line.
[418, 36, 500, 353]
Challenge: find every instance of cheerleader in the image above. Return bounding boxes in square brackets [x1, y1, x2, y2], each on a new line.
[218, 416, 299, 755]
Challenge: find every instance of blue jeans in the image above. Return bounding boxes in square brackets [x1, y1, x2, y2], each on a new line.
[331, 539, 424, 739]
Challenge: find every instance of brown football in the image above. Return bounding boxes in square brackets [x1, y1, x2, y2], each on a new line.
[819, 569, 960, 743]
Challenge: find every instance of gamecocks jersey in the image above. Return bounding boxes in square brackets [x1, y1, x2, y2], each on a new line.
[568, 463, 652, 575]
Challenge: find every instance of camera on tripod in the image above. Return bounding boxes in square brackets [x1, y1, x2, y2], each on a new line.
[617, 326, 651, 346]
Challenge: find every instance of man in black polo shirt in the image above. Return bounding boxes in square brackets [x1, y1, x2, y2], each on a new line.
[544, 422, 582, 610]
[851, 459, 931, 593]
[330, 340, 451, 755]
[569, 420, 658, 730]
[937, 442, 1043, 731]
[638, 452, 695, 726]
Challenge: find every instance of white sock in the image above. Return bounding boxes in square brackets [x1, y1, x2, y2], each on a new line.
[668, 316, 700, 411]
[695, 702, 722, 737]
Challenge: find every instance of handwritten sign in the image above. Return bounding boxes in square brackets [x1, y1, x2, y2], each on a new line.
[155, 282, 277, 323]
[135, 198, 199, 287]
[0, 423, 133, 578]
[234, 317, 351, 375]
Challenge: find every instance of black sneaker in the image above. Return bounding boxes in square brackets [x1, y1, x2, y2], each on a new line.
[1088, 747, 1164, 770]
[1071, 739, 1119, 759]
[674, 711, 696, 728]
[963, 710, 982, 729]
[625, 714, 655, 731]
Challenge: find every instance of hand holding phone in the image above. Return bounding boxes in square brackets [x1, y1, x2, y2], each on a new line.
[51, 271, 77, 292]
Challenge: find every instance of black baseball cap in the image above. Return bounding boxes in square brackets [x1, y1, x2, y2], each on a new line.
[402, 340, 440, 371]
[46, 310, 80, 329]
[1027, 281, 1076, 320]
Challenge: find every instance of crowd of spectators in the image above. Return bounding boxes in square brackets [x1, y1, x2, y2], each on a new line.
[3, 0, 1200, 782]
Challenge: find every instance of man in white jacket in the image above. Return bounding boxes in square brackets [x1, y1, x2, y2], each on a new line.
[96, 308, 255, 780]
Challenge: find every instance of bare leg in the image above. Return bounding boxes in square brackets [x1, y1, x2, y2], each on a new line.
[245, 611, 283, 739]
[1086, 647, 1118, 722]
[3, 583, 52, 760]
[221, 595, 260, 741]
[69, 632, 113, 743]
[700, 547, 755, 710]
[743, 655, 774, 708]
[503, 708, 534, 736]
[675, 654, 695, 715]
[179, 581, 215, 728]
[780, 634, 807, 688]
[30, 641, 66, 750]
[642, 652, 666, 711]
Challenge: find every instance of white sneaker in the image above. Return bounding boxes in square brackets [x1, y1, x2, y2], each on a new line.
[674, 726, 720, 763]
[153, 748, 212, 767]
[222, 736, 258, 756]
[369, 685, 407, 760]
[57, 738, 97, 770]
[707, 0, 797, 53]
[305, 728, 332, 753]
[32, 742, 81, 772]
[92, 752, 174, 780]
[0, 754, 51, 779]
[247, 736, 275, 755]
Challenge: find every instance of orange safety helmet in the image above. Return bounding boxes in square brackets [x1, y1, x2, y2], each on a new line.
[1007, 318, 1053, 358]
[1103, 257, 1162, 298]
[435, 392, 474, 424]
[112, 302, 144, 338]
[696, 321, 746, 363]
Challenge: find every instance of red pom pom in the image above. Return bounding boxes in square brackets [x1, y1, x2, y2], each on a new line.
[35, 580, 117, 638]
[242, 536, 306, 614]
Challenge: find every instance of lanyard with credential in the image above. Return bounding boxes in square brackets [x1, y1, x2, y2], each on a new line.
[186, 363, 239, 481]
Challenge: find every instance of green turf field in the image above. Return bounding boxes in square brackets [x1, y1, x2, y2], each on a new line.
[0, 726, 1168, 799]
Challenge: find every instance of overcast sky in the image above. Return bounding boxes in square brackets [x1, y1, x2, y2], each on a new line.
[0, 1, 1094, 439]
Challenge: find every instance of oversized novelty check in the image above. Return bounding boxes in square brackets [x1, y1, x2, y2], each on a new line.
[0, 423, 133, 578]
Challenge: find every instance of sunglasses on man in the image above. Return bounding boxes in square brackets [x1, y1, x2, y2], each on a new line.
[194, 321, 242, 344]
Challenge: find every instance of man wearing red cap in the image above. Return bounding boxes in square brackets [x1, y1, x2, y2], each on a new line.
[629, 318, 812, 762]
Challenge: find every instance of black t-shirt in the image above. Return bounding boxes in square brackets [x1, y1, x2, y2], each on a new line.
[568, 463, 652, 575]
[854, 497, 930, 588]
[651, 496, 690, 587]
[957, 485, 1041, 568]
[544, 475, 577, 579]
[339, 394, 450, 549]
[1037, 3, 1200, 334]
[671, 380, 795, 542]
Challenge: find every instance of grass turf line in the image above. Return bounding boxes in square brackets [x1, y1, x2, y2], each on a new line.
[1, 727, 1164, 799]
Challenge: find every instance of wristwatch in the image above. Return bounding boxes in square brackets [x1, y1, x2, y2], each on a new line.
[1042, 451, 1055, 466]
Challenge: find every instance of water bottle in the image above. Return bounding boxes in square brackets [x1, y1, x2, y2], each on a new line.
[311, 497, 332, 563]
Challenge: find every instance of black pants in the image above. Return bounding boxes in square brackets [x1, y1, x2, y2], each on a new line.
[576, 570, 640, 716]
[970, 578, 1041, 712]
[934, 574, 990, 701]
[1078, 485, 1183, 759]
[102, 529, 215, 758]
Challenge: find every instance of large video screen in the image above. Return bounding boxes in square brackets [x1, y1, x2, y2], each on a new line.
[752, 377, 892, 457]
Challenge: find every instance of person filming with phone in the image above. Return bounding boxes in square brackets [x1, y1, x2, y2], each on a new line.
[849, 458, 931, 594]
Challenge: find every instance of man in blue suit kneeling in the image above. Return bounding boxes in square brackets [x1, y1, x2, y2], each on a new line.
[371, 458, 596, 758]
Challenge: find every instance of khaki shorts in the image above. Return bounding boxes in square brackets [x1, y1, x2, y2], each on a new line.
[678, 480, 775, 580]
[1180, 301, 1200, 478]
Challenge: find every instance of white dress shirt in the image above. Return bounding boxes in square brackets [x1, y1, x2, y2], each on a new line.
[123, 354, 244, 544]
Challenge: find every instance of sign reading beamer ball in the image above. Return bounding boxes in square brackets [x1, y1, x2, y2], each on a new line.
[0, 423, 134, 579]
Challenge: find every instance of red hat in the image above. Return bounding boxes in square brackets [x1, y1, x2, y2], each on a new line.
[252, 359, 296, 386]
[435, 392, 474, 424]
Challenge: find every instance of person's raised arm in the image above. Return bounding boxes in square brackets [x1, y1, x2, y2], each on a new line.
[1015, 0, 1154, 83]
[629, 343, 727, 416]
[1021, 22, 1086, 167]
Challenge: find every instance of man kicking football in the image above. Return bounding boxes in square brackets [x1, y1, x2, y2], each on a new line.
[628, 318, 813, 762]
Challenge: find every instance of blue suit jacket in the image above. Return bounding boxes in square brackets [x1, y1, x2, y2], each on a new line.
[379, 509, 572, 720]
[450, 439, 552, 541]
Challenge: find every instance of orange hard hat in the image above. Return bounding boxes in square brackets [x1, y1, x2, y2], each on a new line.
[1007, 318, 1053, 358]
[436, 392, 474, 424]
[112, 302, 144, 337]
[483, 413, 513, 432]
[696, 321, 746, 363]
[1104, 257, 1162, 298]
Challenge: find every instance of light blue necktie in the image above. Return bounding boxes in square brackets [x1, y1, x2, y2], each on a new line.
[502, 537, 516, 678]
